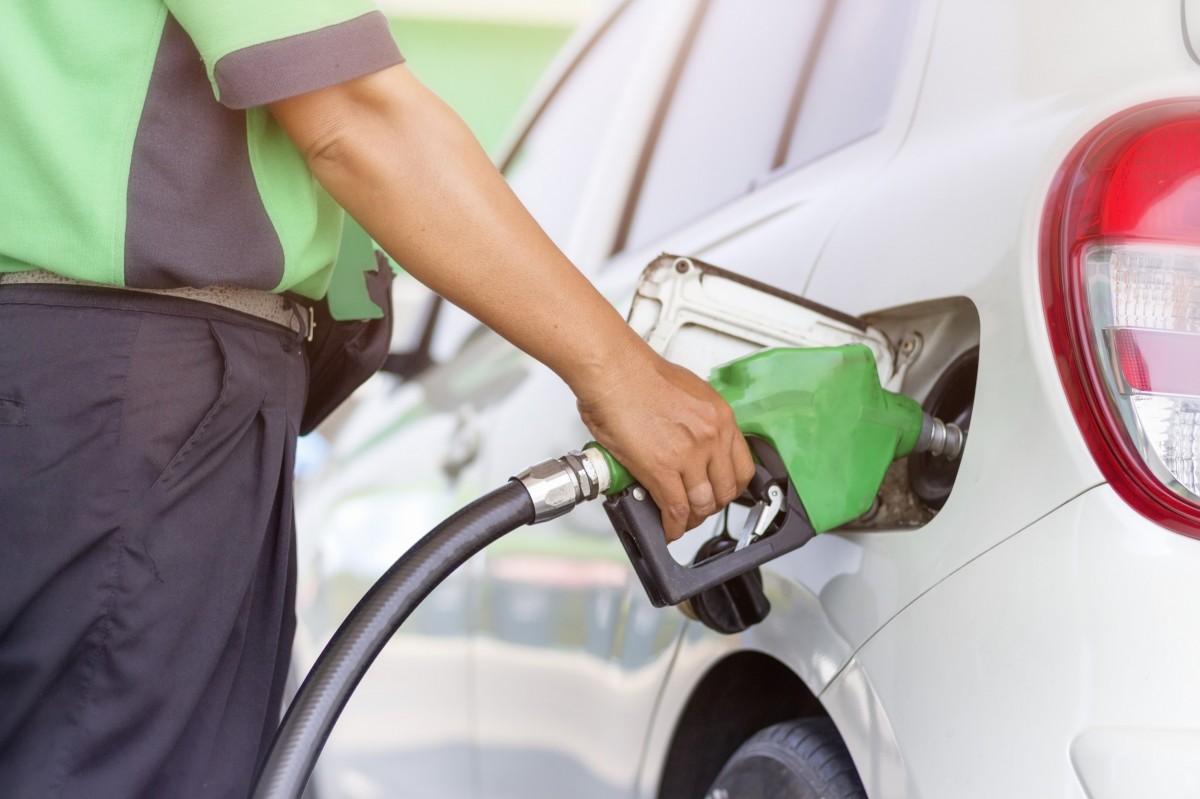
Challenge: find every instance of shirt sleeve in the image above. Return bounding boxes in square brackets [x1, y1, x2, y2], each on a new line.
[163, 0, 404, 109]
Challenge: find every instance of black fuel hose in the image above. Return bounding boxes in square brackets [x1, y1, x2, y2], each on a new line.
[252, 480, 535, 799]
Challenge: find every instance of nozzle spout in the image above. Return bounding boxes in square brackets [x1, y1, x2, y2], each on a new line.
[916, 414, 966, 461]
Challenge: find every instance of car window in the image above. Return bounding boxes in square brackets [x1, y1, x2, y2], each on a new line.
[782, 0, 918, 170]
[620, 0, 920, 254]
[501, 0, 655, 251]
[621, 0, 828, 252]
[421, 1, 656, 366]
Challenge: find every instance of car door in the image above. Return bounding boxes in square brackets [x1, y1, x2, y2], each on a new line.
[293, 330, 537, 799]
[468, 1, 922, 797]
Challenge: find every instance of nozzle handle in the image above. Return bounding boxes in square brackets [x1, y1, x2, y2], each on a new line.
[600, 438, 816, 607]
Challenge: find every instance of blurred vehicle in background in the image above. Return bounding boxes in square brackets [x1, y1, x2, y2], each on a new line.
[295, 0, 1200, 796]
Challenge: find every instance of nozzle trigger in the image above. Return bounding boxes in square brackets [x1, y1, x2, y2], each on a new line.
[736, 483, 784, 551]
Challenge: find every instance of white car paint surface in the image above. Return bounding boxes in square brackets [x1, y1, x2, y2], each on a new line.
[295, 1, 1200, 797]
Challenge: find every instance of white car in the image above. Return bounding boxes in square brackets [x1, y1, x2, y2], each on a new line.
[294, 0, 1200, 796]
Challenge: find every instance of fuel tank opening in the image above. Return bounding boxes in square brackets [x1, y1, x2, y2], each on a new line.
[909, 346, 978, 511]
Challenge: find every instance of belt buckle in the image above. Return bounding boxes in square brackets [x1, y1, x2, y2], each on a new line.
[306, 307, 316, 342]
[288, 301, 315, 342]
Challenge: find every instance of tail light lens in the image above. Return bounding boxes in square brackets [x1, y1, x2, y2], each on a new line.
[1043, 100, 1200, 536]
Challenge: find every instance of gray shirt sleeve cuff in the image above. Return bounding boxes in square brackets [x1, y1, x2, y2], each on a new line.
[213, 11, 404, 109]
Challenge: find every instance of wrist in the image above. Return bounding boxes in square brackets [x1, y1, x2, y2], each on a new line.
[559, 326, 662, 407]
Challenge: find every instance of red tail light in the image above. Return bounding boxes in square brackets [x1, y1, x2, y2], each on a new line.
[1043, 100, 1200, 536]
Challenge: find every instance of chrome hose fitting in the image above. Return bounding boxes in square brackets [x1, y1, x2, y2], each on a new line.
[916, 413, 966, 461]
[515, 448, 611, 523]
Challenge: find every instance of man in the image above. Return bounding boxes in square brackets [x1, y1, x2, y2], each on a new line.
[0, 1, 754, 797]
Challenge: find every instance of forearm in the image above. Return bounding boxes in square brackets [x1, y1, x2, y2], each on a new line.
[271, 64, 755, 539]
[270, 64, 646, 401]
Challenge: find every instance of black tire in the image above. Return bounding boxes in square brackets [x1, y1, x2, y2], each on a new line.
[704, 717, 867, 799]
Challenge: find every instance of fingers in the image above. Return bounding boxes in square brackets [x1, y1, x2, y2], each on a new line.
[665, 441, 752, 541]
[686, 481, 718, 517]
[684, 469, 718, 536]
[647, 473, 691, 543]
[698, 405, 754, 517]
[646, 465, 718, 543]
[706, 442, 741, 510]
[730, 431, 757, 493]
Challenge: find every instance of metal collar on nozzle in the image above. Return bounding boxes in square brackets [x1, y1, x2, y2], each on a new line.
[514, 448, 610, 523]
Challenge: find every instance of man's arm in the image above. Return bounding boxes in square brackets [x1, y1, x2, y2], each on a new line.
[269, 63, 754, 540]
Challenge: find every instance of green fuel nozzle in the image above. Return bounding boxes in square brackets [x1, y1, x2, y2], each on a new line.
[589, 345, 962, 533]
[516, 345, 964, 610]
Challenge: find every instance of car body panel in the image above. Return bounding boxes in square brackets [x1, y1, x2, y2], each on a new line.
[824, 485, 1200, 798]
[801, 0, 1199, 661]
[294, 0, 1200, 796]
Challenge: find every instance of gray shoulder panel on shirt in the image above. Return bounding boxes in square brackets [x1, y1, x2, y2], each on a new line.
[125, 15, 285, 291]
[214, 11, 404, 110]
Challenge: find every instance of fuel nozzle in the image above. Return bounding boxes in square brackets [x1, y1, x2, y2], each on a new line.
[515, 345, 968, 612]
[586, 346, 964, 529]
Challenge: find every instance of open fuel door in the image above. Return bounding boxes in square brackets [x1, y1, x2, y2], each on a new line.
[627, 254, 913, 389]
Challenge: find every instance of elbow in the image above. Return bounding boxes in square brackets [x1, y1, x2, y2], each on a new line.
[300, 117, 357, 174]
[294, 111, 388, 195]
[270, 64, 423, 177]
[270, 87, 377, 178]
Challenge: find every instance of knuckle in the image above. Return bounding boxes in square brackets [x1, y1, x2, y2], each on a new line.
[647, 454, 675, 476]
[692, 407, 720, 439]
[686, 482, 717, 514]
[706, 405, 726, 434]
[667, 501, 691, 522]
[716, 485, 739, 506]
[735, 447, 756, 475]
[718, 402, 737, 427]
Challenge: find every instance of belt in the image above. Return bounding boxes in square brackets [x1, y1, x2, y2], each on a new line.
[0, 268, 312, 338]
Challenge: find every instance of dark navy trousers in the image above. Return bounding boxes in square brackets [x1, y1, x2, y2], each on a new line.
[0, 285, 307, 798]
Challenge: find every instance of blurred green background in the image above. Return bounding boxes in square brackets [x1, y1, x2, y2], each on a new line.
[389, 17, 571, 154]
[328, 13, 576, 319]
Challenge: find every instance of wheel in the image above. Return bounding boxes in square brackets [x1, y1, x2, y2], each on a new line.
[704, 717, 867, 799]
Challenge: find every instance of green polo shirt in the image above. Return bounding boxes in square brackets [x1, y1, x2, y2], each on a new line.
[0, 0, 404, 299]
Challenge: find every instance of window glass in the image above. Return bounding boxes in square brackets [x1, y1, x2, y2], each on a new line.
[784, 0, 917, 169]
[502, 0, 654, 250]
[623, 0, 826, 252]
